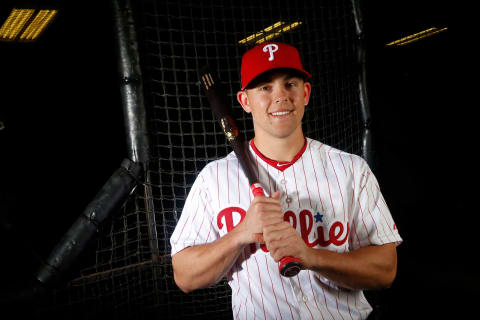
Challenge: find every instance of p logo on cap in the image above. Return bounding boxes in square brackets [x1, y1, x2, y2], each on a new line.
[240, 42, 311, 90]
[263, 43, 278, 61]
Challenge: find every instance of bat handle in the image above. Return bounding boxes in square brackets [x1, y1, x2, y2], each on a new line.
[250, 183, 265, 197]
[249, 183, 303, 277]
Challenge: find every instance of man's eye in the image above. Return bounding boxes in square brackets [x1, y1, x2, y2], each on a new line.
[259, 85, 269, 91]
[287, 81, 296, 87]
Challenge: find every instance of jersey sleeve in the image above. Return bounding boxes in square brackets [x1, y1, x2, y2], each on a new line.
[170, 171, 220, 256]
[349, 159, 402, 251]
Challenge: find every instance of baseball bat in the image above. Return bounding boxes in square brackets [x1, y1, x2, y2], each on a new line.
[199, 66, 302, 277]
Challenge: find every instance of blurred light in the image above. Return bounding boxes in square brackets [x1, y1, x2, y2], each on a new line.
[0, 9, 35, 40]
[239, 21, 303, 45]
[0, 8, 58, 42]
[20, 9, 57, 41]
[386, 27, 448, 47]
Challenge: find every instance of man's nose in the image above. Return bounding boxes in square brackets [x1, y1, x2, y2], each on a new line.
[273, 85, 288, 104]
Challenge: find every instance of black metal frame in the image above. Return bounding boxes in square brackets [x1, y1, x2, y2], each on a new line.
[352, 0, 374, 169]
[112, 0, 160, 263]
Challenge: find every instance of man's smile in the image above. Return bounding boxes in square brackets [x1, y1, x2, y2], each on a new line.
[269, 110, 296, 118]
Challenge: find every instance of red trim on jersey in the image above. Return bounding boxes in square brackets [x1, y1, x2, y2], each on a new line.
[308, 140, 325, 212]
[348, 154, 362, 248]
[244, 256, 255, 319]
[307, 271, 325, 320]
[320, 151, 336, 218]
[300, 157, 313, 208]
[250, 138, 308, 171]
[282, 171, 290, 209]
[264, 255, 283, 320]
[345, 286, 355, 320]
[254, 256, 267, 319]
[328, 148, 346, 221]
[320, 284, 335, 320]
[226, 160, 230, 203]
[291, 164, 301, 208]
[334, 291, 343, 320]
[296, 274, 315, 319]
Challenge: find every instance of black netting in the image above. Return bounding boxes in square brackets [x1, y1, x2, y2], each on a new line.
[38, 1, 363, 319]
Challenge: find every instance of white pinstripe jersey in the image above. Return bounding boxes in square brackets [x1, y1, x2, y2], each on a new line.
[171, 137, 402, 320]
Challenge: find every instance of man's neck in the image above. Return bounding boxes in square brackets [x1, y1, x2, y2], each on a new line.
[252, 131, 306, 162]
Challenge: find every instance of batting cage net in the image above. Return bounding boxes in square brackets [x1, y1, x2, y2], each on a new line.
[38, 0, 366, 319]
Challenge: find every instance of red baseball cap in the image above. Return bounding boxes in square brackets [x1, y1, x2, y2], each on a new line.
[240, 42, 311, 90]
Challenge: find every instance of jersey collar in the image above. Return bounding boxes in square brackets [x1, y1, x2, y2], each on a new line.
[250, 138, 308, 172]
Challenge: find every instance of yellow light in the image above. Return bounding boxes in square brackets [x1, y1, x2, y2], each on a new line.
[0, 8, 57, 42]
[0, 9, 35, 40]
[386, 27, 448, 47]
[239, 21, 303, 45]
[20, 10, 57, 40]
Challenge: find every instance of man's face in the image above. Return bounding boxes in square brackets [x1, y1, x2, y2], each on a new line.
[237, 71, 311, 141]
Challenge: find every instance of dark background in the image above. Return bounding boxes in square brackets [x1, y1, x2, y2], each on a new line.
[0, 0, 125, 289]
[0, 1, 473, 319]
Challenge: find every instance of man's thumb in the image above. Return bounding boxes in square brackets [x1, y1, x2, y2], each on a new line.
[271, 190, 281, 199]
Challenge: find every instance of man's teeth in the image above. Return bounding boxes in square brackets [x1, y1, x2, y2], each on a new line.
[271, 111, 290, 116]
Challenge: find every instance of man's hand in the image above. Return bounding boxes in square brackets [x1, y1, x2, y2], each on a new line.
[264, 221, 398, 290]
[235, 190, 283, 245]
[263, 218, 309, 265]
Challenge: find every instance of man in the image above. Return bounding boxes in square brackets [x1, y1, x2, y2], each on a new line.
[171, 42, 402, 319]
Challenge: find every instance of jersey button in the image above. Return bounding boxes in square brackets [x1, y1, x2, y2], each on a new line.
[302, 295, 308, 302]
[280, 179, 287, 184]
[285, 197, 292, 204]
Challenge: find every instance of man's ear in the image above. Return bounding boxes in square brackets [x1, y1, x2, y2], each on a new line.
[303, 82, 312, 106]
[237, 90, 251, 113]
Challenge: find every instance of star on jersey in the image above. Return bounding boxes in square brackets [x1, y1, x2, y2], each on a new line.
[314, 212, 323, 223]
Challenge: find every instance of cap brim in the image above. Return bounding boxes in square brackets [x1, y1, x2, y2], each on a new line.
[242, 67, 311, 90]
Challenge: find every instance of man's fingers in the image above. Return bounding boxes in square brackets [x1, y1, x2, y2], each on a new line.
[263, 223, 303, 262]
[250, 201, 283, 216]
[263, 222, 293, 241]
[245, 189, 284, 245]
[253, 191, 281, 204]
[264, 221, 292, 232]
[271, 190, 281, 199]
[252, 233, 264, 244]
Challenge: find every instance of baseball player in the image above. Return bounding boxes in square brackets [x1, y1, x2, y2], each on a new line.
[171, 42, 402, 320]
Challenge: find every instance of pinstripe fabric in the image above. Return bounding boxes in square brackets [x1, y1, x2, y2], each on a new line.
[171, 138, 402, 320]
